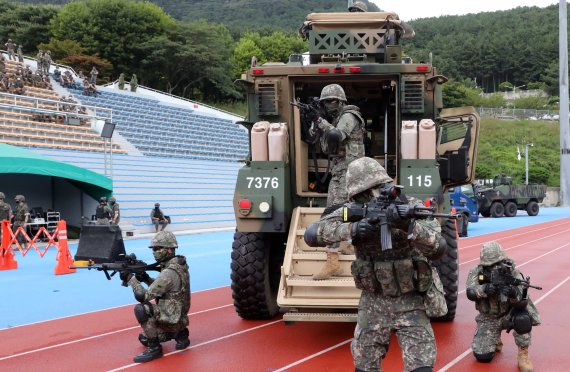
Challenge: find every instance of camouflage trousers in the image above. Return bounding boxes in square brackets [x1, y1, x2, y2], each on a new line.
[141, 303, 188, 339]
[326, 166, 348, 207]
[351, 291, 436, 372]
[471, 313, 531, 355]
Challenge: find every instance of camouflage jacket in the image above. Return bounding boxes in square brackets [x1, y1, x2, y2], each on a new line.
[130, 256, 191, 326]
[466, 264, 541, 323]
[317, 105, 365, 172]
[0, 201, 12, 221]
[111, 203, 120, 223]
[13, 203, 29, 225]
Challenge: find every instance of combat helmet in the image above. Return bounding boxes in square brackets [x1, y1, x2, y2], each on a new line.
[346, 157, 393, 199]
[319, 84, 347, 102]
[14, 195, 25, 203]
[0, 192, 5, 200]
[480, 241, 508, 266]
[348, 1, 368, 12]
[149, 230, 178, 249]
[109, 197, 116, 203]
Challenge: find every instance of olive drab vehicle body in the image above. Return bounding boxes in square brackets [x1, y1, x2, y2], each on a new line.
[477, 175, 546, 218]
[231, 10, 480, 322]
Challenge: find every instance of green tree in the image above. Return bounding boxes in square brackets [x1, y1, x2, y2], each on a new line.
[50, 0, 176, 76]
[60, 54, 113, 83]
[38, 39, 85, 62]
[442, 80, 480, 107]
[0, 0, 58, 53]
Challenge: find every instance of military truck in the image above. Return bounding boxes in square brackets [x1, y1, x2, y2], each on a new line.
[231, 10, 480, 322]
[477, 175, 546, 218]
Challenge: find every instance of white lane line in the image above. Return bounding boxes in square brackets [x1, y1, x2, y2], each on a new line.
[459, 220, 570, 251]
[107, 320, 284, 371]
[459, 230, 570, 266]
[0, 285, 232, 331]
[272, 338, 353, 372]
[0, 304, 233, 361]
[438, 275, 570, 370]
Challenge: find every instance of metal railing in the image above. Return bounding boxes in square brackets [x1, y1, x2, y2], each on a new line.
[476, 107, 560, 121]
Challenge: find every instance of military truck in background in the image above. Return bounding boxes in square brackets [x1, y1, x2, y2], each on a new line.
[449, 183, 479, 237]
[231, 10, 480, 322]
[477, 174, 547, 218]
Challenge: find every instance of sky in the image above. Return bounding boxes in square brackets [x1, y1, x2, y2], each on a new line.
[370, 0, 559, 21]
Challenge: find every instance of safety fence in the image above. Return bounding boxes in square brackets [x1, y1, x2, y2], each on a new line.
[0, 220, 75, 275]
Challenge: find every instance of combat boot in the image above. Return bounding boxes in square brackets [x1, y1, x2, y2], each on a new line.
[495, 339, 503, 352]
[133, 338, 163, 363]
[517, 346, 533, 372]
[175, 328, 190, 350]
[313, 251, 342, 280]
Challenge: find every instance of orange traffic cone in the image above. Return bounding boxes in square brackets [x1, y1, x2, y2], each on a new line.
[0, 221, 17, 271]
[54, 220, 76, 275]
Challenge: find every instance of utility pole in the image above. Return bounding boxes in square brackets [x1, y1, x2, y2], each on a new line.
[525, 143, 533, 185]
[560, 0, 570, 206]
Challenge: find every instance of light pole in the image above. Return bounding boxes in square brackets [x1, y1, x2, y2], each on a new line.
[524, 143, 533, 185]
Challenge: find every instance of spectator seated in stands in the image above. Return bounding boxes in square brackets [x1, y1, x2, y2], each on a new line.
[150, 203, 170, 232]
[53, 66, 61, 82]
[82, 78, 98, 96]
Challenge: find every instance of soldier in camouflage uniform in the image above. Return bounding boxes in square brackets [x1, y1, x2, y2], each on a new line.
[130, 74, 138, 92]
[305, 157, 446, 372]
[109, 197, 120, 225]
[95, 197, 112, 225]
[123, 231, 191, 363]
[312, 84, 365, 280]
[348, 1, 368, 12]
[0, 192, 13, 243]
[466, 241, 540, 372]
[118, 73, 125, 90]
[12, 195, 30, 251]
[5, 39, 15, 61]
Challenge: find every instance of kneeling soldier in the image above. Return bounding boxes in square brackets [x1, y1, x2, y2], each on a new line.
[123, 231, 191, 363]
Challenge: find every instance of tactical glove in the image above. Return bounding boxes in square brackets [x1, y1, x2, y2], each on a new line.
[504, 285, 520, 299]
[119, 271, 133, 283]
[482, 283, 498, 296]
[135, 271, 151, 283]
[351, 218, 381, 244]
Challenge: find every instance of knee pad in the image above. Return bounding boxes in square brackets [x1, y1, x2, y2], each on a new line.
[411, 367, 433, 372]
[134, 303, 152, 324]
[473, 351, 495, 362]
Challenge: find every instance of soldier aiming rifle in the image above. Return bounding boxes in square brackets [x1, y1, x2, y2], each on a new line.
[71, 253, 160, 286]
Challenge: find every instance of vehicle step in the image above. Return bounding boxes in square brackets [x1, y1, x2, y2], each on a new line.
[283, 312, 357, 323]
[286, 276, 355, 287]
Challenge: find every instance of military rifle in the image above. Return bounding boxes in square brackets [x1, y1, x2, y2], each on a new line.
[70, 253, 160, 286]
[478, 260, 542, 304]
[290, 97, 323, 144]
[343, 184, 458, 251]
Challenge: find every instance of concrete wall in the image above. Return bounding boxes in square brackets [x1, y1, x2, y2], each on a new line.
[542, 187, 560, 207]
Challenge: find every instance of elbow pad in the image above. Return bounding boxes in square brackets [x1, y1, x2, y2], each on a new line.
[304, 223, 325, 247]
[325, 128, 342, 154]
[466, 288, 478, 301]
[134, 288, 147, 303]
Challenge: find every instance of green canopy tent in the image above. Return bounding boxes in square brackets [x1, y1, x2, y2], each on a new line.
[0, 143, 112, 199]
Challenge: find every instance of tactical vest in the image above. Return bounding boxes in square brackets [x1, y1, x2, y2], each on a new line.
[333, 105, 365, 162]
[153, 209, 164, 219]
[13, 203, 28, 224]
[95, 205, 109, 219]
[474, 267, 515, 315]
[157, 256, 191, 326]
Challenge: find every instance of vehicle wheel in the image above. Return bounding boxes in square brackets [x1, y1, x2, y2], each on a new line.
[526, 201, 539, 216]
[504, 201, 518, 217]
[480, 209, 491, 218]
[490, 202, 504, 218]
[431, 219, 458, 321]
[231, 232, 285, 319]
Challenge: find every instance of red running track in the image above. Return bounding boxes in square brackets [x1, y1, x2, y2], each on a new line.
[1, 218, 569, 371]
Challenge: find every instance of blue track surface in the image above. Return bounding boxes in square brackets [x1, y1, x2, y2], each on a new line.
[1, 208, 569, 329]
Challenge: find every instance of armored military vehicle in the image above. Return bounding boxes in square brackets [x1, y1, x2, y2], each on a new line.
[231, 10, 480, 322]
[477, 175, 546, 218]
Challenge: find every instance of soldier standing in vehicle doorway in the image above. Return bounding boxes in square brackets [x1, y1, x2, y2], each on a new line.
[95, 197, 112, 225]
[109, 197, 120, 225]
[12, 195, 30, 252]
[312, 83, 365, 280]
[122, 231, 191, 363]
[304, 157, 446, 372]
[466, 241, 541, 372]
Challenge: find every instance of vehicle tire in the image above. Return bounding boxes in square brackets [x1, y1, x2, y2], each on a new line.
[526, 201, 539, 216]
[231, 232, 286, 319]
[431, 219, 458, 321]
[504, 201, 518, 217]
[490, 202, 504, 218]
[480, 209, 491, 218]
